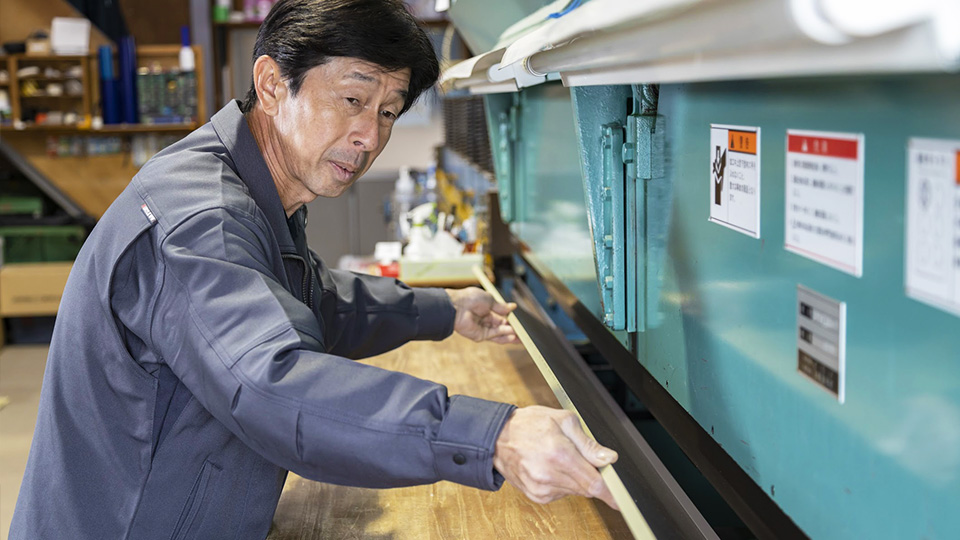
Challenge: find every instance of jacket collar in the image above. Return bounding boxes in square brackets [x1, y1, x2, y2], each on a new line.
[210, 100, 296, 251]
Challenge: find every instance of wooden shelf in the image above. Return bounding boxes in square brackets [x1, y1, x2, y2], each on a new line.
[17, 76, 82, 82]
[6, 54, 94, 61]
[213, 21, 263, 29]
[19, 94, 84, 99]
[93, 123, 198, 133]
[1, 123, 197, 133]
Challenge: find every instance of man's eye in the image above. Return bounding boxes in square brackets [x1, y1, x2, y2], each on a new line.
[381, 110, 397, 120]
[346, 97, 360, 105]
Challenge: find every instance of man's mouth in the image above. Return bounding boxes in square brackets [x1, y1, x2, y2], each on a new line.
[330, 161, 356, 178]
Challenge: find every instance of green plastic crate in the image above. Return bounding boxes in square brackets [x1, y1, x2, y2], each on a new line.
[0, 226, 85, 264]
[0, 197, 43, 217]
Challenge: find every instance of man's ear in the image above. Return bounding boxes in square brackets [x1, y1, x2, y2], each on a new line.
[252, 55, 287, 116]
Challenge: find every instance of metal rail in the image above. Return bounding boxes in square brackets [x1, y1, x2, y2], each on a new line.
[0, 139, 91, 222]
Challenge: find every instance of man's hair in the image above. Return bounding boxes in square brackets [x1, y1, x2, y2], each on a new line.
[239, 0, 439, 115]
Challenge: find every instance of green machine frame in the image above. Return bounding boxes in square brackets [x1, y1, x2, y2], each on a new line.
[448, 1, 960, 538]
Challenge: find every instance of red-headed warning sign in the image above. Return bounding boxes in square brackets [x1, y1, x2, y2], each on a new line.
[787, 134, 859, 160]
[784, 130, 864, 277]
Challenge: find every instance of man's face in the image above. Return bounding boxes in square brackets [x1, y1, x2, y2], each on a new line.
[273, 57, 410, 198]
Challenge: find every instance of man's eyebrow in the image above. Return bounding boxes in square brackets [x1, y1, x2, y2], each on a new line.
[349, 71, 409, 100]
[349, 71, 376, 83]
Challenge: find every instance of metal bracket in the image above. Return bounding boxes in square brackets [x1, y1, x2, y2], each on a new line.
[493, 95, 521, 223]
[600, 122, 630, 330]
[495, 110, 514, 222]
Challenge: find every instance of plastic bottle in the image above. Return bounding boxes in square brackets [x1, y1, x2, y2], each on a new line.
[178, 27, 195, 71]
[393, 166, 416, 241]
[213, 0, 231, 22]
[178, 27, 197, 123]
[424, 161, 439, 204]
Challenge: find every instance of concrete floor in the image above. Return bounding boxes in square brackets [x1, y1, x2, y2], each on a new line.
[0, 345, 47, 540]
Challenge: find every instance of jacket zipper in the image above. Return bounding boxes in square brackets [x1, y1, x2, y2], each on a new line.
[281, 253, 313, 310]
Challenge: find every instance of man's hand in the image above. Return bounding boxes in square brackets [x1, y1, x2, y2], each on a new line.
[493, 406, 619, 509]
[446, 287, 518, 344]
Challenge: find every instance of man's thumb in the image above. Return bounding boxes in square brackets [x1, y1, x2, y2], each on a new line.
[558, 416, 618, 468]
[492, 302, 517, 316]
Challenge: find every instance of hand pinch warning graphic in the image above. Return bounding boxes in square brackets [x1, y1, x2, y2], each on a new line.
[713, 145, 727, 205]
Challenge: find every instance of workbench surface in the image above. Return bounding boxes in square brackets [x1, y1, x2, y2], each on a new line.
[266, 333, 630, 539]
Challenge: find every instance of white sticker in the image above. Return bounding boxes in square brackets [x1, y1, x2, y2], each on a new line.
[784, 130, 864, 277]
[905, 138, 960, 317]
[709, 124, 760, 237]
[140, 203, 157, 224]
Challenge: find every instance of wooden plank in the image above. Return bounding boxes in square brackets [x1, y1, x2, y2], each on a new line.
[267, 333, 632, 539]
[473, 267, 654, 540]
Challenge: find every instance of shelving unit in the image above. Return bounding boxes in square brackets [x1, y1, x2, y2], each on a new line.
[0, 45, 205, 132]
[1, 45, 207, 219]
[2, 54, 93, 127]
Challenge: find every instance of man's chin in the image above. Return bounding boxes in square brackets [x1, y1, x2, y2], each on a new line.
[312, 180, 354, 199]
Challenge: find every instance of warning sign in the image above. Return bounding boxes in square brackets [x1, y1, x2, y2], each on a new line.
[784, 130, 864, 276]
[709, 124, 760, 237]
[905, 138, 960, 318]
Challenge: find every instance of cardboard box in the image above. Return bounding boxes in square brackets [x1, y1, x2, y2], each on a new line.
[400, 253, 482, 288]
[0, 262, 72, 316]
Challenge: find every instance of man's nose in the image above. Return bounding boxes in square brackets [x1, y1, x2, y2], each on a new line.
[351, 109, 380, 152]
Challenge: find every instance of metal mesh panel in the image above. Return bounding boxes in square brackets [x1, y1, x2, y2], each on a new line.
[442, 96, 494, 174]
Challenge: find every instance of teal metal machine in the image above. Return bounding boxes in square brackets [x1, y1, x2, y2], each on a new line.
[445, 1, 960, 538]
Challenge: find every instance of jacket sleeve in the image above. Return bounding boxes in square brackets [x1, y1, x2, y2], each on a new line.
[128, 206, 514, 490]
[307, 249, 455, 359]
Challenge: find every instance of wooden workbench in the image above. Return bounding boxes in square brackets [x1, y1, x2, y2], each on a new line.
[267, 334, 631, 539]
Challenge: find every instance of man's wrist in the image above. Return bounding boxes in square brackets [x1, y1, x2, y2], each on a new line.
[444, 288, 463, 309]
[413, 287, 456, 340]
[492, 408, 516, 474]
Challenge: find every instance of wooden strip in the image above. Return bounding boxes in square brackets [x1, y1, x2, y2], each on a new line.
[473, 266, 656, 540]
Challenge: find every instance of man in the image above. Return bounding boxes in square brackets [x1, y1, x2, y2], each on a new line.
[10, 1, 617, 538]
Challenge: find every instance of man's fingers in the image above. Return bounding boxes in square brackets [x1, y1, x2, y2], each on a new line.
[491, 301, 517, 316]
[521, 453, 618, 510]
[480, 322, 516, 342]
[494, 406, 620, 509]
[517, 465, 582, 502]
[556, 413, 619, 468]
[479, 311, 509, 328]
[595, 481, 619, 510]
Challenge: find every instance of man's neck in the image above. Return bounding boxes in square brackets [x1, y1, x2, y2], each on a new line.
[245, 105, 305, 218]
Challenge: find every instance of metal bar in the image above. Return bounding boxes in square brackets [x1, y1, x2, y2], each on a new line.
[514, 248, 809, 540]
[0, 139, 91, 221]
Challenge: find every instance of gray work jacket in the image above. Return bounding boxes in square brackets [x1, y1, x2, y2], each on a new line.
[10, 101, 514, 540]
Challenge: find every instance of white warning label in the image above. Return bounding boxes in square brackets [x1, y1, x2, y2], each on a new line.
[905, 138, 960, 318]
[709, 124, 760, 238]
[784, 130, 864, 277]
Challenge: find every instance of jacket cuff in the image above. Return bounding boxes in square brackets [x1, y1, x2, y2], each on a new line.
[432, 395, 516, 491]
[413, 287, 456, 341]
